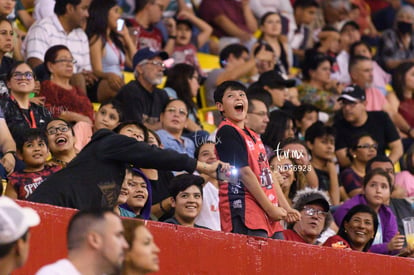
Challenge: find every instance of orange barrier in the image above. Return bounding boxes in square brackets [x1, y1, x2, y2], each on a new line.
[13, 200, 414, 275]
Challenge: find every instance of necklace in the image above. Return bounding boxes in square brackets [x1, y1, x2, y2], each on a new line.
[51, 157, 68, 168]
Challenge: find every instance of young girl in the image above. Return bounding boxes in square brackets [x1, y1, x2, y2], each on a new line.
[334, 168, 405, 255]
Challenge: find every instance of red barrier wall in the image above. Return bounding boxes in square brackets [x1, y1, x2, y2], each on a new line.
[13, 201, 414, 275]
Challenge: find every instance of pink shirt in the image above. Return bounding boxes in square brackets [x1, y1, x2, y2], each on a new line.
[395, 171, 414, 197]
[365, 87, 387, 111]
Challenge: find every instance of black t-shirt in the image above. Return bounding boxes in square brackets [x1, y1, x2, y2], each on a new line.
[215, 125, 249, 168]
[315, 168, 330, 192]
[150, 170, 174, 221]
[334, 111, 400, 155]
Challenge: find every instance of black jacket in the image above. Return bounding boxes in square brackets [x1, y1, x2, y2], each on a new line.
[28, 129, 197, 210]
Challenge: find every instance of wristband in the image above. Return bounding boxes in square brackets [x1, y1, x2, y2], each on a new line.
[3, 151, 16, 157]
[168, 35, 177, 39]
[159, 200, 167, 214]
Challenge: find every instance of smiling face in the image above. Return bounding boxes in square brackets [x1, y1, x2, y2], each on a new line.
[344, 212, 375, 251]
[118, 170, 133, 205]
[160, 100, 188, 135]
[0, 20, 13, 53]
[7, 63, 35, 95]
[270, 156, 295, 194]
[172, 185, 202, 225]
[125, 226, 160, 274]
[197, 143, 217, 164]
[216, 88, 248, 127]
[94, 103, 120, 131]
[126, 174, 149, 214]
[363, 174, 390, 210]
[19, 137, 49, 170]
[46, 120, 76, 156]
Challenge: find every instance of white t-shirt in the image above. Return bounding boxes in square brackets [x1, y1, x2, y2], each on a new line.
[195, 181, 221, 231]
[36, 259, 81, 275]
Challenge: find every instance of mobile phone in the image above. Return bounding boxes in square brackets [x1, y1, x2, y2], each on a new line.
[117, 19, 125, 32]
[217, 164, 238, 184]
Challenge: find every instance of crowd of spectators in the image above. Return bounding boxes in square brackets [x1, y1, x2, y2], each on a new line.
[2, 0, 414, 268]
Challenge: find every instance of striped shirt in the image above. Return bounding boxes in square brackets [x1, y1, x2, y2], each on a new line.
[22, 14, 91, 72]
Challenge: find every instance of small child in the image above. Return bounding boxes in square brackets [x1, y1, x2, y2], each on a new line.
[5, 128, 60, 200]
[305, 121, 339, 205]
[167, 10, 212, 76]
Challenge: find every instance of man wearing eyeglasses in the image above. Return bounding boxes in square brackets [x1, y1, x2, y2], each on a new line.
[115, 47, 169, 131]
[283, 189, 333, 245]
[334, 84, 403, 168]
[245, 97, 270, 135]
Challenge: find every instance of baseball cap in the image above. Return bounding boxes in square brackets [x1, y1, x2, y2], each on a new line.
[258, 71, 296, 89]
[0, 197, 40, 244]
[338, 84, 366, 102]
[292, 189, 330, 212]
[132, 47, 169, 69]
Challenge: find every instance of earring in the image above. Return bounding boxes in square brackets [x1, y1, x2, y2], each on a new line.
[353, 155, 356, 158]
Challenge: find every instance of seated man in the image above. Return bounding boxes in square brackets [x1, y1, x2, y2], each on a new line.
[164, 173, 208, 228]
[0, 197, 40, 275]
[283, 189, 333, 244]
[245, 96, 270, 136]
[115, 48, 169, 131]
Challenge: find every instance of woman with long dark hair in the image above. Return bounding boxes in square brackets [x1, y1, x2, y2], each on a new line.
[86, 0, 136, 102]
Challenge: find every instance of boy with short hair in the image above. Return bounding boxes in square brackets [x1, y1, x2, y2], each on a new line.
[164, 173, 207, 228]
[293, 104, 319, 140]
[93, 99, 123, 132]
[214, 81, 300, 239]
[5, 129, 60, 200]
[305, 121, 340, 205]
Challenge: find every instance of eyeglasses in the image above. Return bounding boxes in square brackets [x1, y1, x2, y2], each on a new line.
[140, 60, 165, 69]
[0, 30, 14, 36]
[54, 59, 77, 64]
[356, 143, 378, 150]
[47, 125, 70, 135]
[12, 71, 34, 81]
[166, 107, 188, 117]
[248, 111, 269, 117]
[303, 206, 328, 218]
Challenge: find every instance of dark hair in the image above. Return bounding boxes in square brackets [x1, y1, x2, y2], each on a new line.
[169, 173, 204, 199]
[54, 0, 82, 15]
[46, 118, 75, 136]
[305, 121, 335, 143]
[392, 62, 414, 102]
[6, 61, 34, 82]
[347, 132, 376, 161]
[253, 42, 274, 56]
[15, 128, 48, 153]
[0, 230, 28, 257]
[246, 82, 273, 108]
[294, 0, 319, 9]
[86, 0, 124, 54]
[269, 154, 298, 200]
[214, 80, 247, 104]
[113, 120, 149, 141]
[262, 110, 295, 149]
[98, 99, 124, 122]
[348, 55, 371, 74]
[403, 143, 414, 174]
[165, 63, 197, 111]
[293, 104, 319, 122]
[194, 140, 215, 159]
[67, 209, 114, 250]
[301, 50, 333, 81]
[337, 204, 378, 252]
[363, 168, 392, 189]
[161, 99, 189, 118]
[146, 128, 162, 146]
[122, 219, 146, 249]
[134, 0, 152, 14]
[247, 97, 268, 113]
[258, 12, 282, 41]
[349, 41, 371, 59]
[219, 44, 248, 68]
[44, 45, 71, 74]
[365, 155, 393, 174]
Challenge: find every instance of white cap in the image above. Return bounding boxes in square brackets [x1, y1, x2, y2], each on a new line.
[0, 197, 40, 244]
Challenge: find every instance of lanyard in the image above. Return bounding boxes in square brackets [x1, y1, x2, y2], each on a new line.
[107, 40, 125, 71]
[10, 95, 37, 128]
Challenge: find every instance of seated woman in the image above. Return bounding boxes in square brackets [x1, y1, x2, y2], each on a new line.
[156, 99, 195, 158]
[324, 204, 378, 252]
[0, 18, 16, 95]
[298, 51, 342, 115]
[45, 119, 77, 168]
[0, 61, 52, 139]
[340, 133, 378, 199]
[40, 45, 94, 151]
[269, 154, 299, 206]
[334, 168, 405, 255]
[86, 0, 136, 102]
[391, 62, 414, 130]
[122, 219, 160, 275]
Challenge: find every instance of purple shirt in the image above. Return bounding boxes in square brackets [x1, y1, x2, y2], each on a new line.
[333, 194, 398, 255]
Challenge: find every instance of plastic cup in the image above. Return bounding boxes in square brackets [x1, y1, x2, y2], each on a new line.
[402, 217, 414, 249]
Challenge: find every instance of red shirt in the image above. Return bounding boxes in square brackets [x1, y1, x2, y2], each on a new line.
[283, 229, 307, 243]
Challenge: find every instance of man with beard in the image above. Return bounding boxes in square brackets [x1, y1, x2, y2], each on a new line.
[36, 209, 129, 275]
[115, 48, 169, 131]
